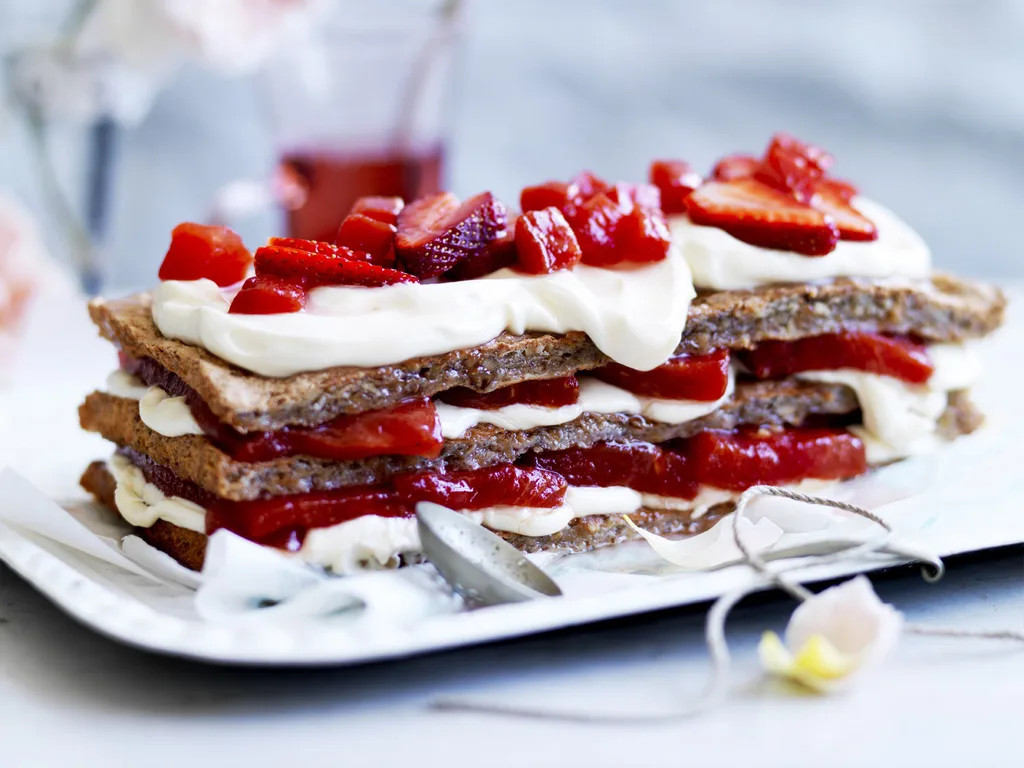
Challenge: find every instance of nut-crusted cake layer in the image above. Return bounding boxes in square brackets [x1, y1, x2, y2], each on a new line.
[88, 274, 1005, 432]
[80, 378, 864, 501]
[79, 459, 728, 571]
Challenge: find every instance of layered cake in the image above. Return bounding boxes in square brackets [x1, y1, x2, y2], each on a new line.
[79, 134, 1005, 572]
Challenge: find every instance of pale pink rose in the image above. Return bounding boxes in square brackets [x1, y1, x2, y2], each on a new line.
[0, 195, 67, 367]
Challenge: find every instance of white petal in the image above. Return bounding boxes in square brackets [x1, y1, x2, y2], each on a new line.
[786, 576, 903, 665]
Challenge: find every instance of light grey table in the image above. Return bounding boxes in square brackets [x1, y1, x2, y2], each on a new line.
[0, 548, 1021, 768]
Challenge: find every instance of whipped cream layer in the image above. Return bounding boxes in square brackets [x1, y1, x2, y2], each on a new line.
[151, 247, 696, 378]
[103, 367, 737, 441]
[437, 369, 736, 438]
[797, 343, 978, 463]
[108, 460, 837, 573]
[669, 197, 931, 291]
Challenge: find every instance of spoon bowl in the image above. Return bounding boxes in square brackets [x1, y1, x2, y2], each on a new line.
[416, 502, 562, 606]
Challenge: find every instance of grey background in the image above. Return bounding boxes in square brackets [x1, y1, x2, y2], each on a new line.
[2, 0, 1023, 289]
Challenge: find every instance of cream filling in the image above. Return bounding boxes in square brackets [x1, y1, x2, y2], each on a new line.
[436, 368, 736, 438]
[796, 343, 979, 463]
[107, 453, 206, 533]
[669, 196, 931, 291]
[104, 367, 737, 441]
[150, 245, 696, 378]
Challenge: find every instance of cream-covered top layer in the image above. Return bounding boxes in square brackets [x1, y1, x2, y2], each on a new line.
[668, 197, 931, 291]
[150, 246, 696, 378]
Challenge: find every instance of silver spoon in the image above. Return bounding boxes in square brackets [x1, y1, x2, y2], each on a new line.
[416, 502, 562, 606]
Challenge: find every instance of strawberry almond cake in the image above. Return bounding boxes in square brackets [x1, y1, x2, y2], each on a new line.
[79, 134, 1005, 572]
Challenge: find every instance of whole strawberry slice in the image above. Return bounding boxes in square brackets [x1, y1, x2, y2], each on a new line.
[813, 184, 877, 241]
[710, 154, 760, 182]
[515, 207, 582, 274]
[255, 245, 418, 287]
[446, 218, 518, 281]
[395, 191, 508, 278]
[158, 223, 252, 286]
[229, 275, 306, 314]
[685, 177, 839, 256]
[267, 237, 377, 263]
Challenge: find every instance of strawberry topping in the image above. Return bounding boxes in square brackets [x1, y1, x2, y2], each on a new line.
[255, 245, 418, 287]
[817, 177, 859, 202]
[395, 191, 508, 278]
[446, 222, 518, 280]
[514, 207, 583, 274]
[158, 223, 252, 287]
[688, 428, 866, 491]
[570, 191, 629, 266]
[739, 332, 933, 385]
[525, 441, 698, 499]
[335, 213, 398, 267]
[615, 205, 673, 264]
[391, 465, 567, 510]
[649, 159, 701, 214]
[592, 349, 730, 401]
[684, 177, 839, 256]
[521, 181, 573, 214]
[437, 375, 580, 409]
[350, 195, 405, 225]
[711, 154, 760, 182]
[813, 184, 877, 241]
[754, 133, 833, 204]
[228, 275, 306, 315]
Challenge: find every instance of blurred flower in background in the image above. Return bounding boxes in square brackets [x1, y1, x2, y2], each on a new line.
[9, 0, 323, 125]
[3, 0, 324, 295]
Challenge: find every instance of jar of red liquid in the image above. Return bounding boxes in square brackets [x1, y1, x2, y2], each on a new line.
[265, 1, 462, 242]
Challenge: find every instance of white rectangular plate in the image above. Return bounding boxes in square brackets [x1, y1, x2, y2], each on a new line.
[0, 293, 1020, 666]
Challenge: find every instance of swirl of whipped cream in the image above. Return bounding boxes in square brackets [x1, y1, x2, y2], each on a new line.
[669, 197, 931, 291]
[151, 246, 695, 378]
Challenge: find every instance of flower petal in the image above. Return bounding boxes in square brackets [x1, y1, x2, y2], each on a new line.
[760, 631, 860, 693]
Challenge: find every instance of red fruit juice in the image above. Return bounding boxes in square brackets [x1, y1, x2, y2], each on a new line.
[281, 148, 444, 242]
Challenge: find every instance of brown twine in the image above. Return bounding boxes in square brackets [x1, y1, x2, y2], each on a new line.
[430, 485, 1023, 723]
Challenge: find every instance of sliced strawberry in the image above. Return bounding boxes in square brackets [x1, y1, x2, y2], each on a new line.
[515, 207, 583, 274]
[817, 177, 858, 202]
[754, 133, 833, 204]
[570, 192, 629, 266]
[649, 159, 701, 214]
[391, 465, 567, 510]
[395, 191, 508, 278]
[255, 245, 418, 287]
[711, 154, 760, 182]
[614, 206, 672, 263]
[335, 213, 398, 266]
[350, 195, 405, 225]
[813, 185, 877, 241]
[228, 275, 306, 315]
[521, 181, 572, 214]
[446, 221, 518, 280]
[266, 237, 378, 264]
[684, 178, 839, 256]
[158, 223, 252, 286]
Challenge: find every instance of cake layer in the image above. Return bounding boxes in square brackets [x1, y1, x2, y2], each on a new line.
[80, 378, 866, 501]
[88, 275, 1005, 432]
[80, 460, 729, 571]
